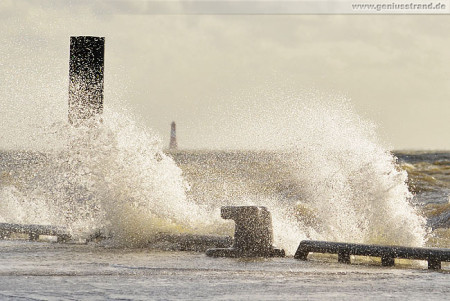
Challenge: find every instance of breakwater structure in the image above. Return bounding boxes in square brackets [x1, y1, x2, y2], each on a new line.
[294, 240, 450, 270]
[0, 223, 71, 242]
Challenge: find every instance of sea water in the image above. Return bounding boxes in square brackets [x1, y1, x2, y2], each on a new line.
[0, 98, 449, 299]
[0, 240, 449, 300]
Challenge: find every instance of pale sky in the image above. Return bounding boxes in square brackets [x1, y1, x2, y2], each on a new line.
[1, 1, 449, 150]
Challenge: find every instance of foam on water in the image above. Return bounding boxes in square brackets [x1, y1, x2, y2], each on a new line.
[208, 92, 426, 251]
[177, 90, 427, 252]
[0, 111, 218, 246]
[275, 100, 427, 247]
[0, 91, 428, 253]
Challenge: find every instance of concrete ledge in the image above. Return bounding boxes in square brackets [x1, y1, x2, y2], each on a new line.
[0, 222, 71, 243]
[295, 240, 450, 270]
[150, 233, 233, 252]
[206, 246, 285, 258]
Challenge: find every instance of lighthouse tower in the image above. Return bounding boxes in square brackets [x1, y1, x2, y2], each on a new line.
[169, 121, 178, 150]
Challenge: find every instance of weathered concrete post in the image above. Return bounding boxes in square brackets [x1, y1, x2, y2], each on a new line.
[206, 206, 285, 257]
[68, 36, 105, 125]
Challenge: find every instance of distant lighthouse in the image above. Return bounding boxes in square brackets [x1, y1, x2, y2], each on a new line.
[169, 121, 178, 150]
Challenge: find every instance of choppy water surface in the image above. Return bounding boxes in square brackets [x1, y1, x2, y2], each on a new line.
[0, 240, 449, 300]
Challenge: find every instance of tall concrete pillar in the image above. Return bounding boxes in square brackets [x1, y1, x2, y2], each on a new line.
[68, 36, 105, 125]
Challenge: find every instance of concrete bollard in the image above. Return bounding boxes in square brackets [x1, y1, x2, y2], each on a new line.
[68, 36, 105, 125]
[206, 206, 285, 258]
